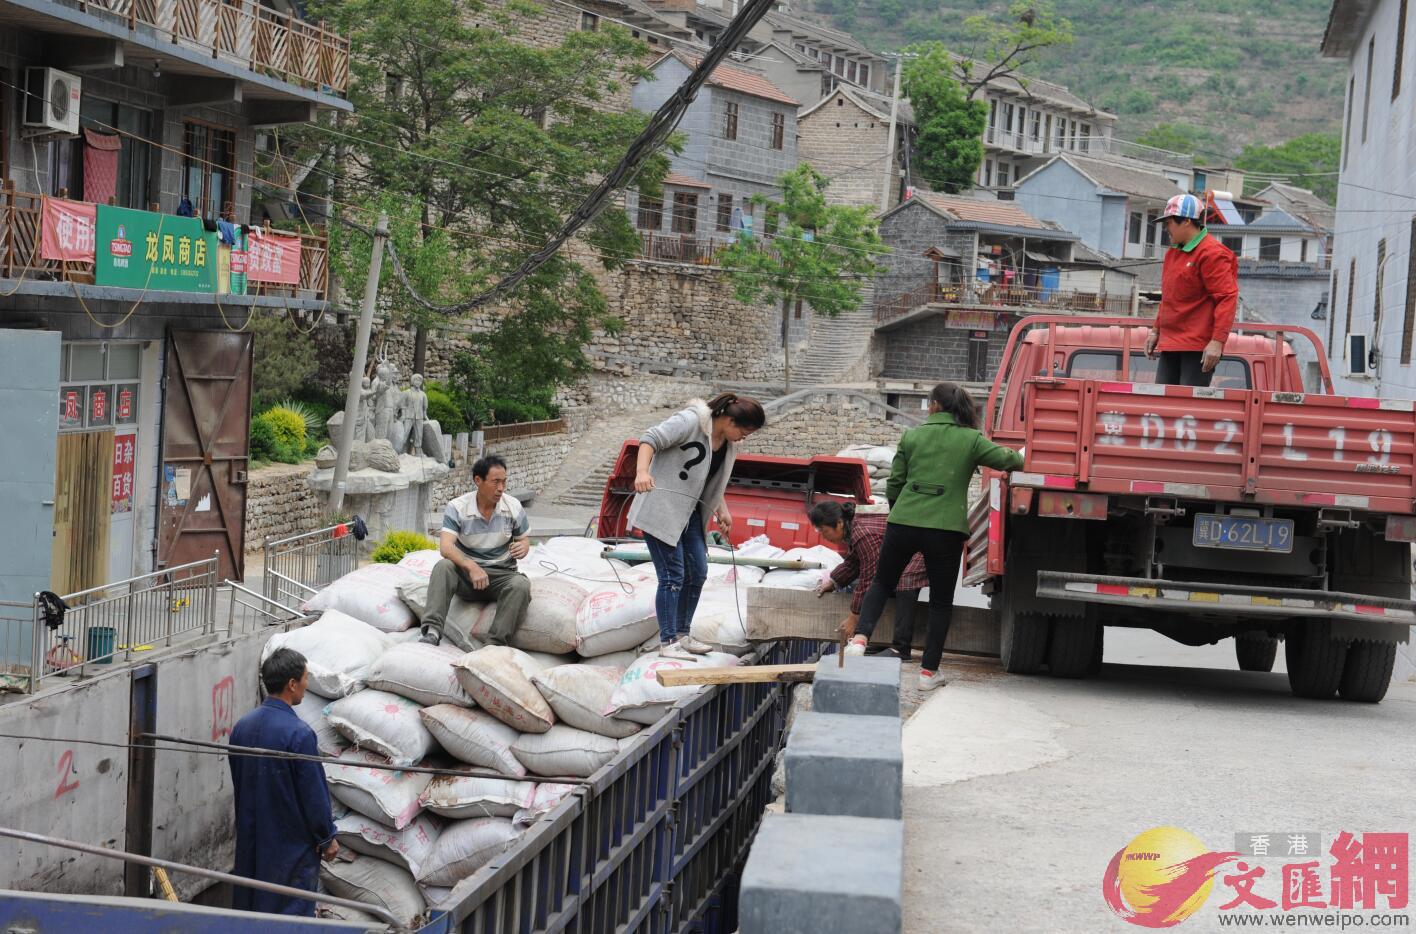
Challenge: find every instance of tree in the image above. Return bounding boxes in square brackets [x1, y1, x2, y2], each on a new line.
[250, 313, 318, 411]
[903, 45, 989, 193]
[304, 0, 672, 409]
[718, 166, 888, 391]
[949, 1, 1074, 100]
[1234, 133, 1340, 203]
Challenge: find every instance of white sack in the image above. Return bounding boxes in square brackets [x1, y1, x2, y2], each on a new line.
[320, 854, 426, 929]
[335, 811, 442, 879]
[262, 610, 390, 697]
[366, 642, 472, 708]
[418, 705, 526, 776]
[326, 689, 435, 766]
[508, 577, 585, 654]
[866, 445, 896, 469]
[689, 588, 749, 653]
[614, 702, 674, 726]
[325, 749, 432, 830]
[531, 665, 639, 739]
[512, 783, 578, 827]
[420, 776, 537, 819]
[293, 691, 347, 757]
[575, 575, 659, 656]
[512, 725, 621, 778]
[417, 817, 521, 887]
[608, 652, 742, 718]
[397, 549, 444, 578]
[304, 563, 420, 632]
[451, 646, 555, 733]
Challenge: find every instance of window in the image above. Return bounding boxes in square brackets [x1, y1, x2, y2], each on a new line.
[859, 64, 869, 86]
[1066, 351, 1251, 389]
[637, 195, 663, 230]
[794, 298, 803, 320]
[1055, 116, 1066, 149]
[1330, 270, 1340, 353]
[833, 55, 846, 77]
[46, 97, 154, 208]
[1146, 213, 1158, 246]
[1002, 103, 1014, 134]
[723, 101, 738, 140]
[847, 61, 858, 83]
[771, 112, 785, 150]
[580, 11, 598, 30]
[1363, 37, 1375, 143]
[182, 121, 236, 219]
[1222, 236, 1243, 255]
[1375, 238, 1388, 338]
[1081, 123, 1092, 152]
[1403, 219, 1416, 363]
[1260, 237, 1282, 261]
[1043, 113, 1052, 150]
[795, 43, 807, 54]
[1345, 257, 1357, 341]
[1031, 111, 1041, 142]
[1129, 212, 1142, 244]
[1069, 119, 1078, 148]
[716, 192, 733, 232]
[1397, 0, 1409, 99]
[1194, 170, 1208, 190]
[984, 160, 993, 187]
[671, 192, 698, 234]
[1301, 240, 1309, 263]
[1344, 77, 1355, 168]
[384, 72, 403, 104]
[989, 99, 997, 128]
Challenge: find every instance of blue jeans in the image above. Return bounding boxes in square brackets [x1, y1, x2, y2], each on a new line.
[644, 509, 709, 643]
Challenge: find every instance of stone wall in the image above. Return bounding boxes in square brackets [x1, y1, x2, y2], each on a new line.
[245, 463, 331, 547]
[880, 313, 1013, 383]
[431, 430, 577, 508]
[876, 200, 961, 311]
[742, 395, 907, 459]
[797, 92, 901, 211]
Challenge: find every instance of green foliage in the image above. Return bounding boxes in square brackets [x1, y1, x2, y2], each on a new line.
[261, 406, 308, 450]
[718, 165, 888, 387]
[449, 351, 561, 428]
[249, 412, 305, 465]
[250, 314, 318, 412]
[425, 380, 468, 434]
[1134, 122, 1227, 158]
[1234, 133, 1340, 203]
[903, 44, 990, 192]
[949, 2, 1074, 98]
[371, 530, 437, 564]
[273, 400, 322, 439]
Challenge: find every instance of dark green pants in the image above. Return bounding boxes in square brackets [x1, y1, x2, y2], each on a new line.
[420, 559, 531, 646]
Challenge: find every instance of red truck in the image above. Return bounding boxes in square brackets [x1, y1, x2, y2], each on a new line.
[968, 315, 1415, 702]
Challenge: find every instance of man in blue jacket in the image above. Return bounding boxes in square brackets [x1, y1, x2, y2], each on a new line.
[229, 648, 338, 915]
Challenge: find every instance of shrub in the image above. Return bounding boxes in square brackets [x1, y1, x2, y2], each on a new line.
[275, 399, 323, 439]
[426, 380, 469, 434]
[251, 409, 306, 464]
[261, 406, 308, 450]
[249, 416, 281, 463]
[371, 530, 437, 564]
[251, 314, 318, 411]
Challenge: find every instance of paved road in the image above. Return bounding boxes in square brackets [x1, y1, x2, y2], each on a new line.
[903, 628, 1416, 933]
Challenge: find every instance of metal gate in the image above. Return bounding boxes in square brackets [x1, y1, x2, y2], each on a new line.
[156, 330, 252, 582]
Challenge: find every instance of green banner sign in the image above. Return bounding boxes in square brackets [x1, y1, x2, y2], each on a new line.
[95, 206, 217, 292]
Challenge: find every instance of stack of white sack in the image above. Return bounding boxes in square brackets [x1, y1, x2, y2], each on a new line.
[263, 545, 761, 920]
[758, 545, 844, 591]
[838, 444, 896, 500]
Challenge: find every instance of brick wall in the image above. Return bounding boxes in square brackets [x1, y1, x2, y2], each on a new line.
[880, 315, 1010, 383]
[742, 396, 907, 458]
[797, 93, 897, 210]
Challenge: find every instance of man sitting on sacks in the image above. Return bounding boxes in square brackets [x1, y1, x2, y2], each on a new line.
[419, 454, 532, 647]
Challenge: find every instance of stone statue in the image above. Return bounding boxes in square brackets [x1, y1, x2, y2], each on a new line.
[400, 373, 429, 456]
[372, 360, 400, 443]
[355, 376, 376, 443]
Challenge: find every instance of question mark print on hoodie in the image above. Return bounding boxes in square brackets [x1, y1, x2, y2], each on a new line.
[679, 441, 707, 480]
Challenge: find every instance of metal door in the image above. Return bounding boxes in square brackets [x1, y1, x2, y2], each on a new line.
[156, 330, 252, 581]
[0, 329, 60, 668]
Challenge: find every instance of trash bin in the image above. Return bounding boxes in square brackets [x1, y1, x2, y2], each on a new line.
[87, 626, 116, 664]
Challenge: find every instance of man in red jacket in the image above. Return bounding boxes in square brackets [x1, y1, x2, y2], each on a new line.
[1144, 193, 1240, 386]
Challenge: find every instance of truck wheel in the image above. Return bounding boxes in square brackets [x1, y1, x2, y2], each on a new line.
[1235, 634, 1278, 672]
[1285, 621, 1348, 699]
[1000, 610, 1050, 674]
[1048, 616, 1099, 679]
[1338, 641, 1397, 703]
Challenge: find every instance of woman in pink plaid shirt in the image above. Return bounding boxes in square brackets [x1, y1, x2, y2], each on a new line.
[810, 501, 929, 661]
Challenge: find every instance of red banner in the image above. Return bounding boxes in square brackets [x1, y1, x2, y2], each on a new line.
[245, 232, 301, 285]
[41, 197, 97, 263]
[111, 431, 136, 515]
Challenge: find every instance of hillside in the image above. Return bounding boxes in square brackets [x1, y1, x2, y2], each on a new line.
[797, 0, 1346, 158]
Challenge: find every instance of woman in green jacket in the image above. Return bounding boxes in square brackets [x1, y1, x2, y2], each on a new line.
[846, 382, 1023, 691]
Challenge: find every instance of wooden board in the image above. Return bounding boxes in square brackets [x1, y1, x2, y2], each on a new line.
[745, 586, 1001, 656]
[655, 663, 817, 687]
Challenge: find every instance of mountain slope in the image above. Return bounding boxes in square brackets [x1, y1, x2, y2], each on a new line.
[798, 0, 1345, 157]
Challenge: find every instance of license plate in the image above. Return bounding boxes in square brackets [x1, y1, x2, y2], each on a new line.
[1192, 514, 1295, 553]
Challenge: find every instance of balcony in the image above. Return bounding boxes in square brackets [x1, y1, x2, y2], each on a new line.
[876, 280, 1134, 324]
[8, 0, 349, 96]
[0, 183, 330, 301]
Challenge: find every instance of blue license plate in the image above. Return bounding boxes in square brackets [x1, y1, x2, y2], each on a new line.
[1192, 514, 1295, 553]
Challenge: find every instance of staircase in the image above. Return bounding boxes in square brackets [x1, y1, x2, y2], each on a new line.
[542, 405, 679, 508]
[792, 305, 878, 386]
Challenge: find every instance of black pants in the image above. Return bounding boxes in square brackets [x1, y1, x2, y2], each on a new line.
[856, 524, 967, 672]
[858, 587, 921, 658]
[1154, 351, 1212, 387]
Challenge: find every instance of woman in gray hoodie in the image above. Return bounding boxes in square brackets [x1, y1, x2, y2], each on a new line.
[628, 393, 766, 658]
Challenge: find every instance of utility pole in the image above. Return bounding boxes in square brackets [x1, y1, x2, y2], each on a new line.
[880, 54, 904, 214]
[329, 213, 389, 513]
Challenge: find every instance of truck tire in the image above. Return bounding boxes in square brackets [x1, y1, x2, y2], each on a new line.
[1285, 621, 1348, 700]
[1338, 641, 1397, 703]
[1048, 616, 1099, 679]
[1235, 634, 1278, 672]
[1000, 606, 1050, 675]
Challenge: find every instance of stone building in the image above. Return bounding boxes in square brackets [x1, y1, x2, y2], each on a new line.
[974, 66, 1119, 191]
[0, 0, 349, 603]
[629, 49, 798, 253]
[797, 85, 912, 211]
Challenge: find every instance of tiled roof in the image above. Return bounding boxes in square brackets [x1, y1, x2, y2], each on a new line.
[950, 54, 1111, 117]
[920, 193, 1051, 230]
[1255, 182, 1335, 231]
[664, 172, 711, 189]
[664, 50, 800, 106]
[799, 85, 915, 126]
[763, 10, 877, 58]
[1054, 154, 1185, 202]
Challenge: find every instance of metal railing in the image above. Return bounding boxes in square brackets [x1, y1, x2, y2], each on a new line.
[876, 279, 1134, 323]
[262, 523, 360, 609]
[440, 639, 824, 932]
[0, 601, 34, 693]
[29, 555, 219, 691]
[225, 580, 312, 635]
[68, 0, 349, 94]
[640, 232, 725, 265]
[479, 419, 567, 443]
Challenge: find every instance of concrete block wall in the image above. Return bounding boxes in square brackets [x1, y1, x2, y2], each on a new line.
[742, 397, 906, 459]
[880, 314, 1011, 383]
[876, 202, 974, 310]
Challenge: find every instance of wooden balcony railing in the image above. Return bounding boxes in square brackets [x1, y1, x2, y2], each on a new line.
[876, 279, 1134, 323]
[70, 0, 349, 95]
[0, 185, 329, 301]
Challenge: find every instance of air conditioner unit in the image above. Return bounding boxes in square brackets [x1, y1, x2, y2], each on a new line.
[1347, 333, 1370, 378]
[23, 68, 82, 139]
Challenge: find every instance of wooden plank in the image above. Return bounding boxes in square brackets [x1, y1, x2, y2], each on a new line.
[655, 664, 817, 687]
